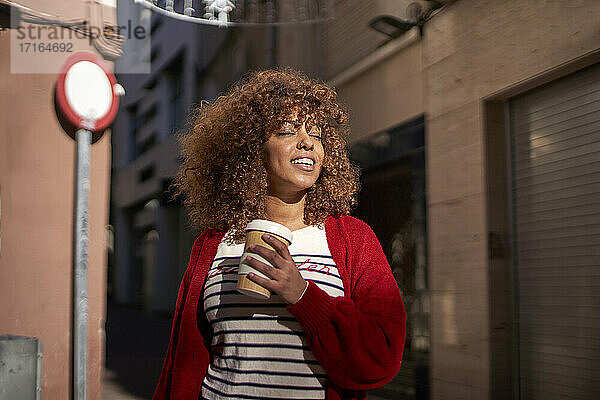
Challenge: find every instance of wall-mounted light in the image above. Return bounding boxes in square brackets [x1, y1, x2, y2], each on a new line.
[369, 1, 445, 38]
[369, 15, 416, 39]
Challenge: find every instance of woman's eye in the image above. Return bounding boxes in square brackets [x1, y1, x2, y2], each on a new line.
[278, 131, 295, 136]
[310, 134, 323, 140]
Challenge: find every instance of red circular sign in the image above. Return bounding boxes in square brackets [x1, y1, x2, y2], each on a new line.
[55, 52, 120, 133]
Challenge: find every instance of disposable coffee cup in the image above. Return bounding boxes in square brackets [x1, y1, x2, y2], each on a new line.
[237, 219, 293, 299]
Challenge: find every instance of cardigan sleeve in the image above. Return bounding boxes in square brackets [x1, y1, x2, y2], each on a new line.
[152, 231, 206, 400]
[286, 222, 406, 390]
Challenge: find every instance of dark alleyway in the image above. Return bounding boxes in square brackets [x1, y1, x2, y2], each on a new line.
[103, 303, 172, 399]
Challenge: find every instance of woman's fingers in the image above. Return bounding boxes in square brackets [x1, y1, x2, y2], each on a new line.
[245, 236, 306, 304]
[261, 234, 292, 260]
[248, 243, 286, 269]
[246, 270, 275, 291]
[244, 256, 279, 280]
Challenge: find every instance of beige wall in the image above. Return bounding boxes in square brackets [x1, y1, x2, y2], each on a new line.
[321, 0, 414, 79]
[331, 0, 600, 398]
[335, 38, 423, 144]
[424, 1, 599, 398]
[0, 1, 114, 399]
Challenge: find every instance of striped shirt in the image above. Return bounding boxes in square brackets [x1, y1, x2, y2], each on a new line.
[200, 224, 345, 399]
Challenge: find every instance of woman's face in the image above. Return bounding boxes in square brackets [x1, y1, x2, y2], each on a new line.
[263, 111, 325, 199]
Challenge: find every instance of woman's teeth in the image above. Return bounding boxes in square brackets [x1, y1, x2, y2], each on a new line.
[291, 158, 314, 166]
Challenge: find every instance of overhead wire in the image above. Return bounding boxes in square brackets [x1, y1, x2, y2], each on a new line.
[0, 0, 123, 60]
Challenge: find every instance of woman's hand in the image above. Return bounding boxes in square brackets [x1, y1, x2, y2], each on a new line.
[245, 233, 307, 305]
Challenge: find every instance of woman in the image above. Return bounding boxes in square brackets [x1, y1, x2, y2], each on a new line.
[153, 68, 406, 400]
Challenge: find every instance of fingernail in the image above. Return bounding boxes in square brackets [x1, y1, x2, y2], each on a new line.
[263, 233, 271, 240]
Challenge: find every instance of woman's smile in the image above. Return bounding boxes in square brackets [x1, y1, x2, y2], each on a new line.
[263, 113, 325, 197]
[290, 156, 316, 171]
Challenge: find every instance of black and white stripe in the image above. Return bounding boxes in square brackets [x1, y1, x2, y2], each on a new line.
[200, 225, 343, 399]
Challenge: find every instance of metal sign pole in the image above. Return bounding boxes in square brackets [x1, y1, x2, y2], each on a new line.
[55, 52, 121, 400]
[73, 128, 91, 400]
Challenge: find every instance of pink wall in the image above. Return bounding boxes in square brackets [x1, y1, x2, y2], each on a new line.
[0, 4, 112, 396]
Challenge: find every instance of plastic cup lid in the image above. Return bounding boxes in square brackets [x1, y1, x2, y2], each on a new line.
[245, 219, 293, 243]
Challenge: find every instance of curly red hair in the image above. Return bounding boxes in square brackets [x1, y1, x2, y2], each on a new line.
[172, 67, 360, 242]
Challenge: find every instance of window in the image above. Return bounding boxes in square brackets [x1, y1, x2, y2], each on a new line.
[165, 54, 185, 132]
[127, 106, 140, 162]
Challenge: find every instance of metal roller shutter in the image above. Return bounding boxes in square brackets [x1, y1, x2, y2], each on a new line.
[509, 63, 600, 399]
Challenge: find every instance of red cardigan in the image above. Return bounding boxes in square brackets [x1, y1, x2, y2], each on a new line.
[153, 215, 406, 400]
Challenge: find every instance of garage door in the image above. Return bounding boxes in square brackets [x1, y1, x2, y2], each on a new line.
[509, 63, 600, 399]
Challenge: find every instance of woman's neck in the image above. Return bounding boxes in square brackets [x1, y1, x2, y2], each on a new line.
[264, 193, 308, 232]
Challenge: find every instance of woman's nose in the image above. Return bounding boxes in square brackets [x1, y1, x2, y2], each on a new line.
[297, 124, 314, 150]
